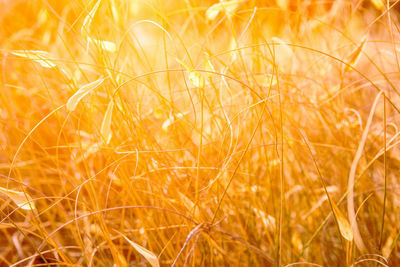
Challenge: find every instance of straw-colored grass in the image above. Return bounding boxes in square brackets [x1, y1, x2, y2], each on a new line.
[1, 0, 400, 266]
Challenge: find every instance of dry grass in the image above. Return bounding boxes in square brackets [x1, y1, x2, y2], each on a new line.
[1, 0, 400, 266]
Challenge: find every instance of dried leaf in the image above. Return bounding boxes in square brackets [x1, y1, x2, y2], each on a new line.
[87, 37, 117, 53]
[100, 100, 114, 144]
[331, 200, 353, 241]
[206, 0, 243, 21]
[0, 187, 35, 210]
[345, 37, 367, 72]
[119, 232, 160, 267]
[11, 50, 56, 68]
[66, 78, 105, 111]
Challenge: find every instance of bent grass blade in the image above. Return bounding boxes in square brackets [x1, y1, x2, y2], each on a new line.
[331, 200, 353, 242]
[118, 231, 160, 267]
[11, 50, 57, 68]
[66, 77, 106, 111]
[344, 37, 368, 72]
[0, 187, 35, 210]
[82, 0, 102, 34]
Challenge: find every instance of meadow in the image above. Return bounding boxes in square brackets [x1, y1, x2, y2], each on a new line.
[0, 0, 399, 266]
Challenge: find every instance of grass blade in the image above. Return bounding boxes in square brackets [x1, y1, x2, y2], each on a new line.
[87, 37, 117, 53]
[82, 0, 101, 34]
[100, 100, 114, 144]
[11, 50, 57, 68]
[119, 232, 160, 267]
[344, 37, 367, 72]
[0, 187, 35, 210]
[347, 91, 382, 252]
[331, 200, 353, 241]
[66, 77, 105, 111]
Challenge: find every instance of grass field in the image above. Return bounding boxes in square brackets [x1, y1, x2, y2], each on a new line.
[1, 0, 400, 266]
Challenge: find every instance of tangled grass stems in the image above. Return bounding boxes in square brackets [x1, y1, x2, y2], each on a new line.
[1, 0, 400, 266]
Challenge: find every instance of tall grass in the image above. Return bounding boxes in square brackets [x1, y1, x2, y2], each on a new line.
[0, 0, 400, 266]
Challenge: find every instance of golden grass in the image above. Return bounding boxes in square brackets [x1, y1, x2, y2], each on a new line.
[1, 0, 400, 266]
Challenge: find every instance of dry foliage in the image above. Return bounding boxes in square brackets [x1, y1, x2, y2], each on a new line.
[0, 0, 400, 266]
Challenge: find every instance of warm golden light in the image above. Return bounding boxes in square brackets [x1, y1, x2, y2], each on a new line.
[0, 0, 399, 266]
